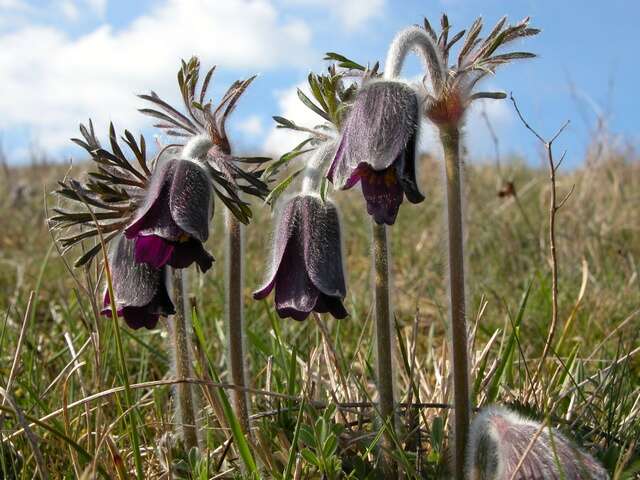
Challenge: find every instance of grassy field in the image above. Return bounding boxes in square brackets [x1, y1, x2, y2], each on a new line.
[1, 141, 639, 478]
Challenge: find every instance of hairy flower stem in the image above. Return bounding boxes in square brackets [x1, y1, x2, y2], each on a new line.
[440, 125, 470, 480]
[225, 211, 251, 435]
[170, 268, 199, 450]
[301, 140, 335, 194]
[371, 220, 396, 476]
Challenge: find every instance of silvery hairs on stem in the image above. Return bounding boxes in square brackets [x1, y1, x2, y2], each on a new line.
[386, 15, 539, 128]
[467, 406, 609, 480]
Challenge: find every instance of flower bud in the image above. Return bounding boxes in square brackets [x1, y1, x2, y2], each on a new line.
[467, 406, 609, 480]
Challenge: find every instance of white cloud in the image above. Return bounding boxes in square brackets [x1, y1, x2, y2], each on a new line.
[0, 0, 29, 9]
[59, 0, 108, 19]
[464, 97, 514, 160]
[279, 0, 385, 30]
[59, 0, 80, 21]
[263, 82, 326, 156]
[236, 115, 265, 137]
[85, 0, 106, 17]
[0, 0, 313, 153]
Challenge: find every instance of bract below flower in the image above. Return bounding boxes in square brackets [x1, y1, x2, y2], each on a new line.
[101, 235, 175, 330]
[253, 195, 348, 321]
[328, 80, 424, 225]
[467, 406, 609, 480]
[125, 158, 214, 272]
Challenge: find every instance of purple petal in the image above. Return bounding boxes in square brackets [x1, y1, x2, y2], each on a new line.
[169, 239, 214, 272]
[468, 406, 609, 480]
[276, 306, 313, 322]
[125, 159, 178, 239]
[107, 235, 162, 308]
[101, 235, 175, 329]
[327, 135, 347, 184]
[360, 167, 403, 225]
[314, 295, 348, 319]
[169, 160, 213, 242]
[395, 129, 424, 204]
[253, 279, 275, 300]
[134, 234, 175, 268]
[334, 81, 419, 189]
[344, 164, 364, 190]
[300, 196, 347, 299]
[274, 226, 319, 321]
[253, 197, 300, 298]
[120, 307, 161, 330]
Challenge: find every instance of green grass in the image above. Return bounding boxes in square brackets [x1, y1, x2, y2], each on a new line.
[1, 148, 639, 479]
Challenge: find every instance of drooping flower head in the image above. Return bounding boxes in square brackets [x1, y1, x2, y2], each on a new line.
[102, 234, 175, 330]
[328, 80, 424, 225]
[138, 57, 269, 224]
[467, 406, 609, 480]
[52, 59, 268, 269]
[254, 194, 348, 321]
[124, 156, 214, 272]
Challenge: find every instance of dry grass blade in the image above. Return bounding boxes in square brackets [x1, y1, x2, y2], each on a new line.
[3, 290, 34, 404]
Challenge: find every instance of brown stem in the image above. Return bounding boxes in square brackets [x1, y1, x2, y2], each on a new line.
[371, 220, 396, 476]
[171, 268, 199, 450]
[510, 94, 570, 393]
[439, 125, 470, 480]
[225, 211, 251, 435]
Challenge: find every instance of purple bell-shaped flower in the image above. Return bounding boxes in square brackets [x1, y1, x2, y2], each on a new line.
[101, 234, 175, 330]
[467, 406, 609, 480]
[253, 194, 348, 321]
[328, 80, 423, 225]
[125, 157, 214, 272]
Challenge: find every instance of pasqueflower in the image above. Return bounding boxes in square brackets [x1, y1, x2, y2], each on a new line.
[125, 158, 214, 272]
[254, 195, 348, 321]
[102, 235, 175, 329]
[328, 80, 423, 225]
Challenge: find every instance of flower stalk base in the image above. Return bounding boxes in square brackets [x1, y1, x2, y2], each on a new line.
[440, 125, 470, 480]
[225, 211, 251, 435]
[170, 268, 199, 450]
[371, 220, 396, 476]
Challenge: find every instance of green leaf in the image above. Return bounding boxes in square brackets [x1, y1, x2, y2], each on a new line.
[487, 281, 532, 402]
[297, 89, 330, 122]
[322, 434, 338, 458]
[191, 309, 259, 475]
[263, 139, 313, 179]
[301, 448, 320, 467]
[323, 52, 366, 71]
[273, 116, 296, 129]
[264, 168, 305, 207]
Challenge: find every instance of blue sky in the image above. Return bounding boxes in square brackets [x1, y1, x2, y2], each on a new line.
[1, 0, 638, 168]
